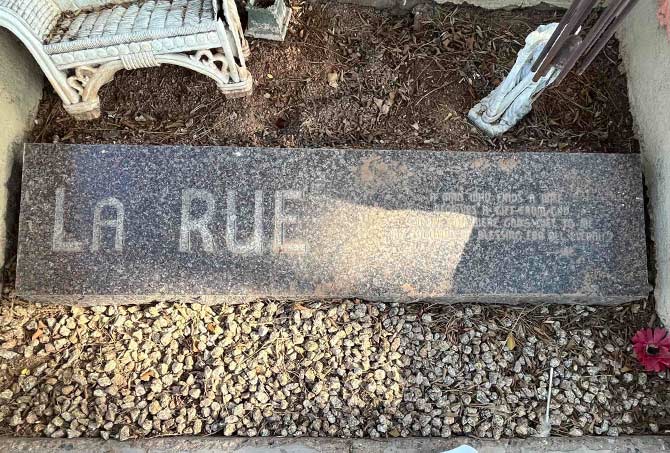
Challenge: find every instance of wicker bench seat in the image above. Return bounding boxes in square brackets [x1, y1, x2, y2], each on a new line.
[0, 0, 252, 119]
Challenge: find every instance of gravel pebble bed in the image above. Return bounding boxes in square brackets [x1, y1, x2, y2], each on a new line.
[0, 296, 667, 440]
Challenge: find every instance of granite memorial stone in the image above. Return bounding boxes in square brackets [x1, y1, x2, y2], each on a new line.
[17, 144, 649, 305]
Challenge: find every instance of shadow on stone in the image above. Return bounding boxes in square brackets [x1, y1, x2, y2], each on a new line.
[2, 142, 23, 287]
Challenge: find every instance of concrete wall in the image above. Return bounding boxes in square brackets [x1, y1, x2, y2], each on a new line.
[0, 30, 43, 268]
[619, 2, 670, 325]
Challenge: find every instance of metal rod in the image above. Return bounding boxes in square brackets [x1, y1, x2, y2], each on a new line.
[576, 0, 638, 74]
[532, 0, 599, 81]
[553, 0, 636, 85]
[578, 0, 627, 58]
[531, 0, 582, 72]
[549, 0, 620, 86]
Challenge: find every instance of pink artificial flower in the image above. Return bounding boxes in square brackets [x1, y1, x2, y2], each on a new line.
[659, 0, 670, 40]
[632, 328, 670, 372]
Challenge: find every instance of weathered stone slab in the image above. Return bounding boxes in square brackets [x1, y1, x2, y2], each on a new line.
[17, 144, 649, 305]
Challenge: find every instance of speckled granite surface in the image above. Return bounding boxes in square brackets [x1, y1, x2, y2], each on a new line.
[16, 144, 648, 304]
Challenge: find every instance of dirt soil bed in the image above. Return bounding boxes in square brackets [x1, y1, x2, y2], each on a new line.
[31, 3, 637, 153]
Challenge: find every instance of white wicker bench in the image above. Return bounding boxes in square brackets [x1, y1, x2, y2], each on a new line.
[0, 0, 252, 120]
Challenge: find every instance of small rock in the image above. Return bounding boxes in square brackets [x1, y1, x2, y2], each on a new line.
[256, 391, 270, 404]
[118, 426, 131, 441]
[0, 389, 13, 399]
[374, 369, 386, 381]
[156, 409, 172, 421]
[0, 349, 19, 360]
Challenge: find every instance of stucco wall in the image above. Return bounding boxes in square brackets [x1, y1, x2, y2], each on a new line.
[0, 30, 43, 268]
[619, 2, 670, 324]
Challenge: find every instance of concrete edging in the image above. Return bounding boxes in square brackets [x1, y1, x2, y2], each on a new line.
[0, 436, 669, 452]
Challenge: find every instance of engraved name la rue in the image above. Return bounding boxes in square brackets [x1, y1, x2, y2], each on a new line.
[178, 188, 306, 255]
[52, 188, 306, 255]
[52, 188, 125, 252]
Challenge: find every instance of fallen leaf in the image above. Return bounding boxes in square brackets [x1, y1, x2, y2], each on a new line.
[327, 71, 339, 88]
[31, 329, 43, 342]
[388, 90, 397, 104]
[140, 369, 155, 381]
[506, 333, 516, 351]
[293, 303, 312, 312]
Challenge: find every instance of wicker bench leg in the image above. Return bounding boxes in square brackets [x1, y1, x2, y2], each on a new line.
[63, 98, 102, 121]
[62, 62, 124, 121]
[59, 47, 254, 120]
[241, 38, 251, 59]
[218, 77, 254, 99]
[159, 50, 254, 98]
